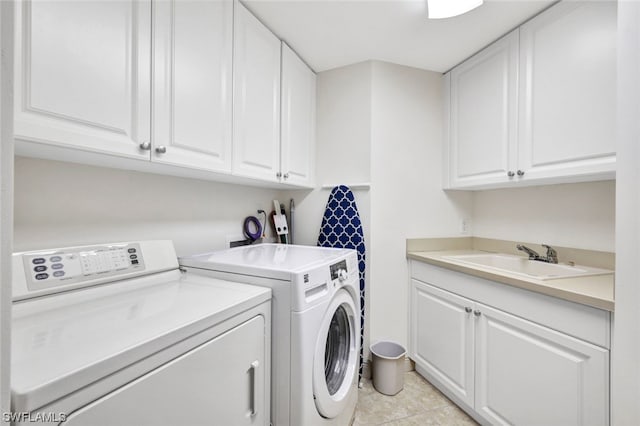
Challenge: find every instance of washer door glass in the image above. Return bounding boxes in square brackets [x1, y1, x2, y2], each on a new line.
[313, 289, 359, 419]
[325, 305, 351, 395]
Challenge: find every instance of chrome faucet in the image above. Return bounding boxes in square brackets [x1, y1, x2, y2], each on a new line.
[516, 244, 558, 264]
[516, 244, 541, 260]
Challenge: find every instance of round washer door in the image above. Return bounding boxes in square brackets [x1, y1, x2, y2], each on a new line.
[312, 289, 358, 419]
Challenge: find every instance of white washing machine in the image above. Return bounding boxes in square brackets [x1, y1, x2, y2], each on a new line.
[180, 244, 360, 426]
[10, 241, 271, 426]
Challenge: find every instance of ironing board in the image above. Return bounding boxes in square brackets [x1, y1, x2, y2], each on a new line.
[317, 185, 366, 382]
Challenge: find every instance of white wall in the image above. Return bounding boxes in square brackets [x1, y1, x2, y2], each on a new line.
[369, 61, 472, 347]
[289, 61, 474, 359]
[0, 2, 13, 422]
[14, 157, 285, 256]
[612, 2, 640, 424]
[472, 181, 615, 252]
[283, 61, 373, 359]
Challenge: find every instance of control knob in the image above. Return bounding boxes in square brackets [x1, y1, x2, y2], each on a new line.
[337, 269, 348, 282]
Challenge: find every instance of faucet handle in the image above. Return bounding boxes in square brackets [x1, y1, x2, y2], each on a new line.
[542, 244, 558, 263]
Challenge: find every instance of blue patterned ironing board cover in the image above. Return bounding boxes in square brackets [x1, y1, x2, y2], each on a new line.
[317, 185, 366, 382]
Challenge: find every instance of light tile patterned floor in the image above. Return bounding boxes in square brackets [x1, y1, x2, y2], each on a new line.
[354, 371, 479, 426]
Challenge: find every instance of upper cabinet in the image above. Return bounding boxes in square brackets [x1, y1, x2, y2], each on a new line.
[14, 0, 316, 189]
[232, 2, 282, 183]
[447, 31, 518, 189]
[281, 44, 316, 187]
[14, 0, 151, 159]
[152, 0, 233, 173]
[232, 4, 316, 188]
[518, 1, 617, 183]
[444, 0, 617, 190]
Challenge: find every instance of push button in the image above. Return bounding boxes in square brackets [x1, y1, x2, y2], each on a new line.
[34, 265, 47, 272]
[50, 256, 62, 262]
[128, 248, 136, 254]
[32, 258, 45, 265]
[131, 260, 139, 265]
[53, 271, 65, 277]
[51, 263, 64, 270]
[35, 273, 49, 280]
[129, 254, 137, 260]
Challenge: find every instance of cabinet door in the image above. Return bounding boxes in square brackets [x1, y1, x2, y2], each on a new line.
[14, 0, 151, 159]
[63, 315, 267, 426]
[232, 2, 281, 182]
[448, 31, 518, 188]
[474, 304, 609, 426]
[280, 43, 316, 188]
[152, 0, 233, 172]
[518, 1, 617, 182]
[411, 280, 475, 407]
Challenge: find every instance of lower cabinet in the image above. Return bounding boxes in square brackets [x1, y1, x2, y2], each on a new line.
[411, 278, 609, 426]
[412, 282, 475, 407]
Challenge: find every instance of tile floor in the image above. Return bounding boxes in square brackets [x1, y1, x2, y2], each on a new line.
[353, 371, 479, 425]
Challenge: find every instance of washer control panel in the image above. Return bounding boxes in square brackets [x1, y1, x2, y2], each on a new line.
[22, 243, 145, 291]
[330, 260, 349, 281]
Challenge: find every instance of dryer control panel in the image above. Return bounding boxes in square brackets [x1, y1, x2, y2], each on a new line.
[12, 240, 178, 302]
[22, 243, 145, 292]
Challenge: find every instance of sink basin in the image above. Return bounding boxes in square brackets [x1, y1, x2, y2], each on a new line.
[442, 253, 613, 280]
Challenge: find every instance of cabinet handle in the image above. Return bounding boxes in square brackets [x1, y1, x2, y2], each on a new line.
[155, 146, 167, 154]
[139, 142, 151, 151]
[517, 169, 525, 176]
[507, 171, 515, 177]
[465, 307, 472, 313]
[283, 173, 290, 179]
[276, 172, 282, 179]
[249, 360, 259, 418]
[474, 310, 481, 317]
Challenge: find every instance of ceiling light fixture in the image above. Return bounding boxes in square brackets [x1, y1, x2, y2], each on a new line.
[427, 0, 484, 19]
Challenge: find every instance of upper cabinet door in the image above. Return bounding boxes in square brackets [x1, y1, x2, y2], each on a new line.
[152, 0, 233, 173]
[280, 44, 316, 188]
[232, 2, 281, 182]
[448, 31, 519, 188]
[15, 0, 151, 159]
[518, 1, 617, 181]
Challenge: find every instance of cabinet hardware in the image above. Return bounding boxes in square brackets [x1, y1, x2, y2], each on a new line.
[507, 171, 515, 177]
[276, 172, 282, 178]
[465, 307, 472, 313]
[139, 142, 151, 151]
[155, 146, 167, 154]
[474, 310, 481, 317]
[283, 173, 290, 179]
[517, 169, 525, 176]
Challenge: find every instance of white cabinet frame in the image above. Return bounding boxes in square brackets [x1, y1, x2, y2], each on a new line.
[409, 260, 610, 426]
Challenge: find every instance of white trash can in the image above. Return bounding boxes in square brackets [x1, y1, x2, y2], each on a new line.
[370, 341, 406, 396]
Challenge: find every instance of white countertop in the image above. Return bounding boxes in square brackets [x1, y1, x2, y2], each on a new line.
[408, 249, 614, 311]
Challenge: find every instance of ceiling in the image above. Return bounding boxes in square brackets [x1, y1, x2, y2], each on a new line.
[244, 0, 557, 73]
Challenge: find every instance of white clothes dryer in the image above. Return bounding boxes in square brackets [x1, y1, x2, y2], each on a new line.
[10, 241, 271, 426]
[180, 244, 360, 426]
